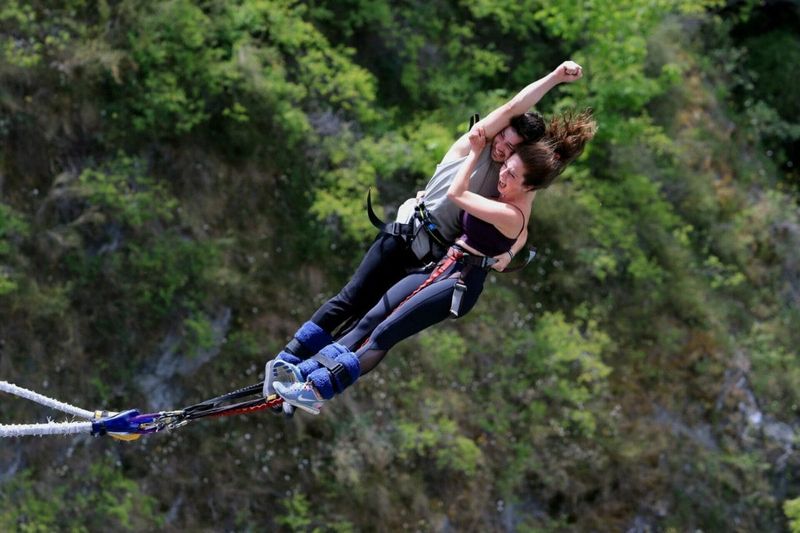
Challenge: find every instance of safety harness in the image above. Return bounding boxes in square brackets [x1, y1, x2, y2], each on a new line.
[366, 113, 482, 256]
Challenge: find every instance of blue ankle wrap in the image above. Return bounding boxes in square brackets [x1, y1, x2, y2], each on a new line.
[297, 342, 347, 379]
[309, 368, 336, 399]
[331, 351, 360, 393]
[306, 346, 360, 400]
[276, 351, 301, 366]
[294, 321, 332, 354]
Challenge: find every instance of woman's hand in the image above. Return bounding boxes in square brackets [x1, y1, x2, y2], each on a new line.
[491, 251, 512, 272]
[554, 60, 583, 83]
[468, 126, 487, 153]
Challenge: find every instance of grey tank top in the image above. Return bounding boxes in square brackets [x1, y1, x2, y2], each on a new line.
[422, 145, 499, 241]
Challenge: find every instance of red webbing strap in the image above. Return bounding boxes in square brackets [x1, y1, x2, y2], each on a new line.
[359, 254, 460, 349]
[209, 395, 284, 418]
[398, 255, 458, 308]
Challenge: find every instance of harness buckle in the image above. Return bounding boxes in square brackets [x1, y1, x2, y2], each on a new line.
[450, 280, 467, 318]
[311, 353, 351, 388]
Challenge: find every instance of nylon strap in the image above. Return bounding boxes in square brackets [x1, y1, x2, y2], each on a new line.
[285, 338, 304, 355]
[311, 353, 351, 388]
[367, 189, 415, 237]
[470, 113, 480, 130]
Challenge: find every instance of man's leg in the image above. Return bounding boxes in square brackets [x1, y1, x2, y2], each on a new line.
[309, 232, 419, 339]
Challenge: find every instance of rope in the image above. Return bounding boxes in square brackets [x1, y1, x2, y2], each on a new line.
[0, 380, 94, 419]
[1, 379, 279, 438]
[0, 421, 93, 437]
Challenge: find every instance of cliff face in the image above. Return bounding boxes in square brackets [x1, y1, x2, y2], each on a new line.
[1, 1, 799, 531]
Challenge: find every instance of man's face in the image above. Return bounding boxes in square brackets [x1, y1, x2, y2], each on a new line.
[490, 126, 524, 163]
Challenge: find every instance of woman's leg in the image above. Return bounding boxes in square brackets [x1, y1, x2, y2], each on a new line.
[336, 269, 434, 351]
[355, 266, 485, 374]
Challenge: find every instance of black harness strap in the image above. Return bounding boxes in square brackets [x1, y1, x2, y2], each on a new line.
[311, 352, 352, 388]
[469, 113, 480, 130]
[446, 243, 536, 317]
[413, 202, 449, 247]
[366, 189, 450, 246]
[180, 382, 266, 420]
[367, 189, 416, 237]
[285, 338, 304, 355]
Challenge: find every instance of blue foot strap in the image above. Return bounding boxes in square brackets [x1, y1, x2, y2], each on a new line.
[303, 343, 360, 399]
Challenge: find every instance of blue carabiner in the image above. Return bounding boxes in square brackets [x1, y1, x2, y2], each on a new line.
[91, 409, 145, 436]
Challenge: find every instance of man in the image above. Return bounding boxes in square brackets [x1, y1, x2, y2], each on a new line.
[267, 61, 584, 401]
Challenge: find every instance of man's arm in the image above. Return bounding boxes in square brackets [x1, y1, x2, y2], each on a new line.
[441, 60, 583, 164]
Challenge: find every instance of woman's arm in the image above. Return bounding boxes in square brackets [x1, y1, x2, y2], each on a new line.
[446, 128, 523, 238]
[491, 227, 528, 271]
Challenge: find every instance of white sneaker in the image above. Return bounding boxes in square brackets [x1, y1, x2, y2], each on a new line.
[263, 359, 303, 397]
[274, 381, 325, 415]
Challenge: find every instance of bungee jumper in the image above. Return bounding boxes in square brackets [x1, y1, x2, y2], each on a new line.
[266, 108, 597, 414]
[265, 61, 596, 414]
[264, 61, 588, 418]
[1, 61, 593, 438]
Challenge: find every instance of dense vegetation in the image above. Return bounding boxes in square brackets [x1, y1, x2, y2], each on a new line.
[1, 0, 798, 530]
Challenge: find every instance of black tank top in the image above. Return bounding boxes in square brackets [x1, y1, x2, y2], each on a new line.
[459, 204, 525, 257]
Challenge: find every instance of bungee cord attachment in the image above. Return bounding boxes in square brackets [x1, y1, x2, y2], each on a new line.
[1, 380, 283, 440]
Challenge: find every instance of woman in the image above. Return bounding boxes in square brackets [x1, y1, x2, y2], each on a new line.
[270, 111, 597, 414]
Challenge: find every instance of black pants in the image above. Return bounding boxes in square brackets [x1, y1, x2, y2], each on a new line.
[310, 232, 424, 340]
[338, 260, 487, 374]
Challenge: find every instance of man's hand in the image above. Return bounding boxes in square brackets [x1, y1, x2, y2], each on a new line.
[491, 251, 513, 272]
[554, 60, 583, 83]
[415, 190, 426, 205]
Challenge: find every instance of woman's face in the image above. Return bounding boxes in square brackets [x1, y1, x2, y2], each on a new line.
[498, 153, 527, 199]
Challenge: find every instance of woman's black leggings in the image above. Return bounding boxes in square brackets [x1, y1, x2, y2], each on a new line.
[337, 260, 487, 375]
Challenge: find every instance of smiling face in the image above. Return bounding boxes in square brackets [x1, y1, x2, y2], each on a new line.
[497, 153, 529, 199]
[490, 126, 524, 163]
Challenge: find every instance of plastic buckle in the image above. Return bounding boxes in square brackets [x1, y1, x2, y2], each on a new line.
[450, 281, 467, 318]
[312, 353, 350, 388]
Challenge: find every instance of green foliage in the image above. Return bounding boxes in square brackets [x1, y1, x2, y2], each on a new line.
[182, 312, 216, 356]
[276, 492, 315, 532]
[744, 30, 800, 120]
[77, 156, 176, 228]
[0, 202, 28, 295]
[102, 0, 376, 148]
[786, 497, 800, 533]
[744, 323, 800, 418]
[417, 329, 469, 382]
[395, 416, 484, 477]
[0, 462, 162, 532]
[123, 0, 221, 134]
[119, 233, 220, 320]
[0, 0, 798, 531]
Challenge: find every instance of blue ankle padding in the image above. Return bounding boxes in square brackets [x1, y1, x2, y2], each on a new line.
[298, 358, 319, 380]
[295, 321, 333, 354]
[309, 368, 335, 399]
[332, 351, 360, 392]
[305, 346, 361, 399]
[297, 342, 347, 379]
[320, 342, 349, 358]
[276, 351, 301, 366]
